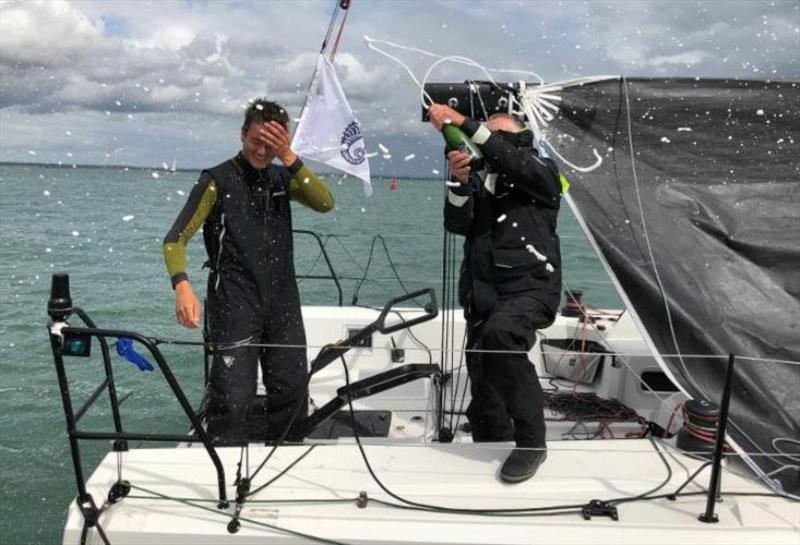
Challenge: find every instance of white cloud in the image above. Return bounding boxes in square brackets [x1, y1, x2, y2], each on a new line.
[149, 84, 190, 104]
[0, 0, 107, 64]
[649, 50, 712, 67]
[125, 25, 196, 51]
[1, 0, 797, 175]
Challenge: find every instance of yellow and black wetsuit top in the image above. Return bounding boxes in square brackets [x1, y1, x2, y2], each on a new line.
[163, 153, 333, 292]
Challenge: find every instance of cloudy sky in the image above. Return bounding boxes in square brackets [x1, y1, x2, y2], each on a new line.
[1, 0, 797, 177]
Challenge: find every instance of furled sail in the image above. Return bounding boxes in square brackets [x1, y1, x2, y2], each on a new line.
[549, 77, 800, 495]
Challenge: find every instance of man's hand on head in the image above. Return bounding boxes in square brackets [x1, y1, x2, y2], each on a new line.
[447, 150, 471, 184]
[428, 104, 466, 131]
[260, 121, 297, 166]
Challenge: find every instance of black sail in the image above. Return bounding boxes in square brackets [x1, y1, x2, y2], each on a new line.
[550, 78, 800, 495]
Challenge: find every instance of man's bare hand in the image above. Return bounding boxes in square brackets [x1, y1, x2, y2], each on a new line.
[259, 121, 297, 166]
[175, 281, 200, 329]
[447, 150, 471, 183]
[428, 104, 466, 131]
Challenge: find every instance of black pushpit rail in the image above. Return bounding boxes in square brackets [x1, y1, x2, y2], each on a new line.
[310, 288, 438, 376]
[47, 274, 230, 530]
[298, 288, 440, 437]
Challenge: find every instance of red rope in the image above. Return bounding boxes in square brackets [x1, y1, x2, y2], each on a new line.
[681, 404, 731, 451]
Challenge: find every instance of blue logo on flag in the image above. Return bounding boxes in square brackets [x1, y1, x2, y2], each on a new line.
[341, 121, 366, 165]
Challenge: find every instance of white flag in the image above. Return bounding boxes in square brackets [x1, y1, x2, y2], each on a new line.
[292, 55, 372, 197]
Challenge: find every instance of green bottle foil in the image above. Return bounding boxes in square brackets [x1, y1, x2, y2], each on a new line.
[442, 123, 483, 161]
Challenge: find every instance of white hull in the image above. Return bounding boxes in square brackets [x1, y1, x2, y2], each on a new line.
[62, 306, 800, 543]
[66, 441, 799, 544]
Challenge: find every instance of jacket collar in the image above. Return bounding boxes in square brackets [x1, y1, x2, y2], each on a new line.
[234, 152, 268, 183]
[495, 128, 535, 150]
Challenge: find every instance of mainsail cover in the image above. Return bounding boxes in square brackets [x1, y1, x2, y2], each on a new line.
[549, 78, 799, 495]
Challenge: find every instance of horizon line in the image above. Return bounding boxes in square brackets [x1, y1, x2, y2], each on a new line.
[0, 160, 439, 181]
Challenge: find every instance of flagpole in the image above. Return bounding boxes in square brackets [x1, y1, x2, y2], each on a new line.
[328, 0, 352, 62]
[292, 0, 350, 137]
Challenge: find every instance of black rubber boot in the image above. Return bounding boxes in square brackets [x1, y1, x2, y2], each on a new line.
[500, 448, 547, 484]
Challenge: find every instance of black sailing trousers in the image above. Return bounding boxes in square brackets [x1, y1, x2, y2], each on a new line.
[204, 274, 307, 444]
[465, 292, 552, 447]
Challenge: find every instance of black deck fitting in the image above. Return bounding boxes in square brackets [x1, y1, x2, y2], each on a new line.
[107, 480, 131, 504]
[582, 499, 619, 521]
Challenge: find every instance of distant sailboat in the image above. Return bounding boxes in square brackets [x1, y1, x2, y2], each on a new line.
[389, 177, 397, 191]
[161, 159, 177, 174]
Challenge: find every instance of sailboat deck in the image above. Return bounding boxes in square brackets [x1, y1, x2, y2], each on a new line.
[66, 439, 799, 544]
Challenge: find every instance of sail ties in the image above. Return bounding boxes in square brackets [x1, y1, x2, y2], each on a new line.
[515, 80, 605, 173]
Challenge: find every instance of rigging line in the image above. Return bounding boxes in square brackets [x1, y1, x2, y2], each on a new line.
[234, 446, 246, 486]
[337, 354, 583, 515]
[446, 311, 463, 432]
[443, 217, 452, 428]
[300, 232, 590, 240]
[307, 440, 800, 458]
[450, 332, 470, 435]
[328, 0, 351, 62]
[353, 303, 434, 364]
[661, 442, 800, 501]
[335, 354, 711, 517]
[330, 233, 368, 275]
[351, 235, 421, 305]
[559, 283, 670, 404]
[364, 35, 545, 89]
[351, 235, 382, 303]
[367, 498, 581, 518]
[447, 228, 460, 431]
[469, 80, 490, 120]
[620, 78, 799, 494]
[772, 438, 800, 464]
[439, 155, 452, 434]
[292, 0, 342, 135]
[376, 234, 419, 299]
[605, 437, 673, 506]
[128, 494, 358, 505]
[443, 76, 469, 433]
[80, 520, 111, 545]
[621, 75, 691, 385]
[364, 35, 602, 171]
[516, 91, 604, 172]
[146, 336, 800, 364]
[362, 36, 434, 105]
[305, 274, 615, 285]
[128, 484, 347, 545]
[419, 54, 531, 109]
[365, 35, 604, 175]
[246, 372, 316, 485]
[441, 88, 471, 433]
[296, 234, 333, 285]
[449, 234, 461, 430]
[319, 0, 343, 54]
[423, 369, 436, 441]
[364, 36, 544, 126]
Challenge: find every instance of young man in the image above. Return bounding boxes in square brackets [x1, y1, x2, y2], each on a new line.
[428, 104, 562, 483]
[163, 98, 334, 443]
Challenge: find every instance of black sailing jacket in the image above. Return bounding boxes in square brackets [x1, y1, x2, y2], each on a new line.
[200, 155, 299, 304]
[443, 120, 562, 318]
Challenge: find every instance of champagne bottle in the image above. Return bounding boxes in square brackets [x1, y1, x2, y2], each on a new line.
[441, 123, 483, 163]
